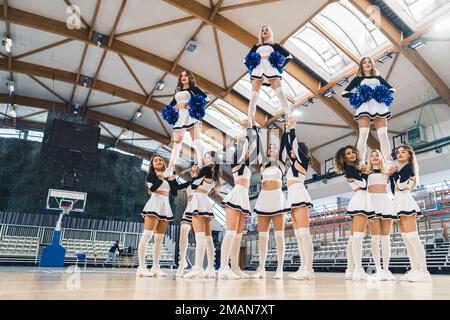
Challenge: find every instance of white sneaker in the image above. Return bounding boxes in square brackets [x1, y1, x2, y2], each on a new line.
[176, 262, 188, 278]
[274, 269, 284, 279]
[289, 269, 314, 280]
[251, 267, 266, 279]
[408, 271, 432, 283]
[151, 266, 167, 277]
[203, 267, 216, 279]
[352, 269, 369, 281]
[183, 268, 203, 279]
[218, 267, 240, 280]
[371, 267, 385, 281]
[232, 267, 249, 279]
[345, 269, 354, 280]
[399, 270, 419, 281]
[136, 266, 155, 277]
[383, 269, 396, 281]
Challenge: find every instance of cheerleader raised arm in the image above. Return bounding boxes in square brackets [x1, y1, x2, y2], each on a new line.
[342, 57, 396, 167]
[245, 25, 293, 126]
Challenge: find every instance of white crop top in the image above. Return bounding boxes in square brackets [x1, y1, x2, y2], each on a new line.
[286, 168, 306, 184]
[368, 172, 388, 186]
[256, 45, 274, 57]
[174, 90, 191, 105]
[232, 166, 252, 180]
[261, 165, 282, 182]
[196, 181, 215, 193]
[147, 179, 170, 192]
[360, 77, 382, 89]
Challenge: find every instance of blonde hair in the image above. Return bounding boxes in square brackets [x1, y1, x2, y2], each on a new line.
[366, 149, 387, 174]
[258, 25, 274, 45]
[356, 57, 379, 77]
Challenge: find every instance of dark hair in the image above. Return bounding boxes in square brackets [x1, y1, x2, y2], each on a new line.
[177, 70, 197, 91]
[204, 151, 222, 195]
[298, 142, 311, 165]
[333, 145, 359, 174]
[149, 155, 166, 173]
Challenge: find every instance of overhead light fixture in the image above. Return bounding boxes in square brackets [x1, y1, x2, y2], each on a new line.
[336, 78, 349, 86]
[377, 52, 393, 64]
[185, 39, 198, 53]
[91, 32, 109, 47]
[155, 81, 165, 91]
[9, 104, 16, 118]
[322, 89, 335, 98]
[6, 80, 14, 93]
[302, 98, 314, 108]
[134, 111, 142, 119]
[79, 74, 93, 88]
[408, 38, 427, 50]
[2, 37, 12, 53]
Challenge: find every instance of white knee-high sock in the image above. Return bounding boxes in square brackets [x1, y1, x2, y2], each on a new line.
[401, 232, 418, 272]
[371, 235, 381, 270]
[352, 232, 365, 271]
[193, 139, 204, 166]
[406, 231, 428, 272]
[194, 232, 206, 270]
[298, 228, 313, 272]
[258, 232, 269, 270]
[168, 143, 182, 172]
[376, 127, 391, 162]
[274, 231, 285, 272]
[231, 233, 243, 271]
[275, 87, 291, 117]
[356, 128, 370, 165]
[220, 230, 236, 270]
[381, 235, 391, 271]
[178, 223, 191, 266]
[294, 229, 305, 270]
[248, 91, 259, 122]
[346, 235, 354, 271]
[138, 230, 154, 268]
[205, 235, 215, 270]
[153, 233, 164, 269]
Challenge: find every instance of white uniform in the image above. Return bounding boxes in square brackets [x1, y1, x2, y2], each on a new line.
[368, 171, 394, 220]
[222, 166, 252, 216]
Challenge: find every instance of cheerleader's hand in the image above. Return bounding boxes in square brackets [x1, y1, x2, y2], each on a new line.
[290, 150, 296, 159]
[388, 166, 398, 175]
[287, 116, 296, 129]
[156, 171, 165, 179]
[168, 175, 176, 181]
[360, 165, 368, 173]
[242, 119, 251, 129]
[192, 164, 199, 177]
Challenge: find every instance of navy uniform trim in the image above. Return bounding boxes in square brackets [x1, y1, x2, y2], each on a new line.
[141, 211, 174, 222]
[185, 210, 214, 218]
[354, 111, 392, 121]
[291, 201, 313, 209]
[250, 73, 282, 80]
[221, 201, 251, 215]
[254, 207, 291, 216]
[397, 210, 423, 218]
[373, 213, 394, 220]
[346, 210, 376, 219]
[173, 122, 197, 131]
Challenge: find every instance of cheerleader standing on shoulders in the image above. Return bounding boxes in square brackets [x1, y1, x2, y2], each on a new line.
[252, 143, 290, 279]
[137, 156, 178, 277]
[183, 151, 222, 279]
[219, 120, 253, 280]
[164, 71, 209, 176]
[366, 150, 396, 281]
[245, 25, 293, 126]
[390, 145, 430, 282]
[342, 57, 396, 166]
[334, 146, 375, 281]
[284, 117, 315, 281]
[175, 165, 199, 278]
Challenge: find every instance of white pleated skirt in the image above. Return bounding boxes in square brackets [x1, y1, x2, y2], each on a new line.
[173, 108, 198, 131]
[250, 60, 282, 81]
[184, 192, 214, 219]
[254, 189, 291, 216]
[370, 193, 394, 220]
[393, 191, 422, 219]
[222, 185, 251, 216]
[354, 99, 392, 121]
[346, 190, 376, 219]
[288, 183, 313, 209]
[141, 194, 174, 222]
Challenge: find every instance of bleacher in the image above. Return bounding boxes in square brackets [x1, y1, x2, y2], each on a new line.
[245, 229, 450, 274]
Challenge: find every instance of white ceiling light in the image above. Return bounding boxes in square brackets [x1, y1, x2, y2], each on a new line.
[155, 82, 165, 91]
[185, 39, 198, 53]
[2, 37, 12, 53]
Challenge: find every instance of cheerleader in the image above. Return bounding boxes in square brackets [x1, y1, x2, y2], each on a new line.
[219, 120, 252, 280]
[136, 155, 178, 278]
[366, 150, 396, 281]
[284, 117, 315, 280]
[334, 146, 375, 281]
[183, 151, 222, 279]
[390, 145, 431, 282]
[342, 57, 396, 166]
[175, 165, 199, 278]
[244, 25, 293, 126]
[251, 141, 290, 280]
[165, 71, 209, 176]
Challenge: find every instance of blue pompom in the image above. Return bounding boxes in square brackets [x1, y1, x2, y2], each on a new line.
[349, 93, 362, 110]
[269, 51, 286, 73]
[188, 94, 207, 120]
[161, 105, 179, 125]
[244, 52, 261, 74]
[358, 85, 373, 103]
[373, 85, 394, 107]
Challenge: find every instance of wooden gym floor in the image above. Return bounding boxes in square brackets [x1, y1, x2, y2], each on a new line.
[0, 267, 448, 300]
